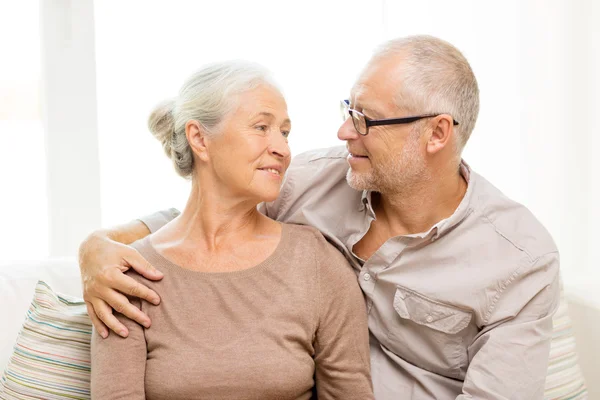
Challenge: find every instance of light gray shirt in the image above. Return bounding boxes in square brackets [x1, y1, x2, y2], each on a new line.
[142, 146, 560, 399]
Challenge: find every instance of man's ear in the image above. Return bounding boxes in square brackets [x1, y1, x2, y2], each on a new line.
[186, 120, 210, 162]
[426, 114, 455, 155]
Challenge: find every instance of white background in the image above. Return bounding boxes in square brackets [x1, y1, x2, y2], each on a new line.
[0, 0, 598, 300]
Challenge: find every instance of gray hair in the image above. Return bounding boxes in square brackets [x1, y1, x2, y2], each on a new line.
[148, 60, 279, 178]
[371, 35, 480, 153]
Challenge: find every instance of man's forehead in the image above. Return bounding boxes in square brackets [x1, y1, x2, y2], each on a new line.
[350, 81, 398, 113]
[350, 76, 381, 101]
[349, 83, 367, 100]
[351, 60, 404, 101]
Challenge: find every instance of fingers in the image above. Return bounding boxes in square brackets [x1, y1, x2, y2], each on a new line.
[102, 284, 152, 328]
[108, 266, 161, 306]
[84, 272, 153, 336]
[86, 301, 108, 339]
[123, 250, 164, 282]
[80, 241, 161, 337]
[89, 298, 129, 338]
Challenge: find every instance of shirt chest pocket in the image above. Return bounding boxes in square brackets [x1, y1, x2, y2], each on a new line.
[386, 285, 473, 378]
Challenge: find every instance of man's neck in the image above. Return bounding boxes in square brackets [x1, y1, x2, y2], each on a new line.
[374, 165, 468, 237]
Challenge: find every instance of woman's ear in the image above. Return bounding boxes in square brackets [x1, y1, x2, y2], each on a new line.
[186, 120, 210, 162]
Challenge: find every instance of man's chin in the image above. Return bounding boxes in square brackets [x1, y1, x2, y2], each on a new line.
[346, 169, 375, 192]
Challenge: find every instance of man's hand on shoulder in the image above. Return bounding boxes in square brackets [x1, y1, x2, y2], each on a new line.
[78, 220, 163, 338]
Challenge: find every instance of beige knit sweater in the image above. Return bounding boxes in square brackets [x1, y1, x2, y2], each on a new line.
[91, 223, 374, 399]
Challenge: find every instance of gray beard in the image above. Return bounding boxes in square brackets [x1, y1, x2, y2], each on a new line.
[346, 141, 428, 195]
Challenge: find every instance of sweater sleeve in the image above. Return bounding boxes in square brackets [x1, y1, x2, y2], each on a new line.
[91, 291, 147, 399]
[312, 234, 374, 400]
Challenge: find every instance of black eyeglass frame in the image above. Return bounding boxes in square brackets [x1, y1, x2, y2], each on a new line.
[341, 99, 459, 136]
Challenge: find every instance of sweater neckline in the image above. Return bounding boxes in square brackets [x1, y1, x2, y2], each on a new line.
[136, 223, 291, 279]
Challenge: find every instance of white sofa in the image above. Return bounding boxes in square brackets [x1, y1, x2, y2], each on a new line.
[1, 259, 599, 397]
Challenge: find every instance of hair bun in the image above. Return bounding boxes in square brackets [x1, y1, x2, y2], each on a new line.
[148, 99, 176, 157]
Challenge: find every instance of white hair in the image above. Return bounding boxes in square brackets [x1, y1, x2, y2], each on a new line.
[148, 60, 280, 178]
[371, 35, 480, 153]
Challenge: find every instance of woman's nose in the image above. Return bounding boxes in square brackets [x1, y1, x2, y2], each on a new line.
[269, 133, 291, 159]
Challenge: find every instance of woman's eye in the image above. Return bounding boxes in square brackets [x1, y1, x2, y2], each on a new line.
[281, 131, 290, 138]
[256, 125, 267, 131]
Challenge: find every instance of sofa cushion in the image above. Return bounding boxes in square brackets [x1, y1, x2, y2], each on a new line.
[543, 284, 588, 399]
[0, 281, 91, 399]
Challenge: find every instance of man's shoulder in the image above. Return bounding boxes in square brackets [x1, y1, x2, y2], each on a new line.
[263, 147, 361, 232]
[275, 146, 354, 209]
[454, 170, 560, 326]
[470, 171, 557, 260]
[291, 145, 349, 169]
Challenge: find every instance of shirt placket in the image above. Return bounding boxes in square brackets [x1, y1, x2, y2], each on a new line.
[359, 238, 409, 313]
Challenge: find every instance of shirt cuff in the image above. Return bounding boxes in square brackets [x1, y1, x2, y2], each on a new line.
[138, 208, 180, 233]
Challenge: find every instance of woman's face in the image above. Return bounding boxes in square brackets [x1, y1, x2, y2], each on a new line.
[205, 84, 292, 203]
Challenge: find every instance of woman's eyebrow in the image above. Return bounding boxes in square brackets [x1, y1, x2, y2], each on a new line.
[256, 112, 291, 125]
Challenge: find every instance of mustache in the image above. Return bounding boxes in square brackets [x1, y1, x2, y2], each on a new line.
[346, 146, 369, 157]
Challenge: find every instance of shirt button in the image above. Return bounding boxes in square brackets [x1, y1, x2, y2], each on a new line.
[426, 315, 433, 323]
[363, 273, 371, 281]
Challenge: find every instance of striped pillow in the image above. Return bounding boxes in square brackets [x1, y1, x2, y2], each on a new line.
[0, 281, 92, 399]
[544, 284, 588, 399]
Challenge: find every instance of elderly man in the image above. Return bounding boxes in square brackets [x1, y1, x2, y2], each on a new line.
[80, 35, 559, 399]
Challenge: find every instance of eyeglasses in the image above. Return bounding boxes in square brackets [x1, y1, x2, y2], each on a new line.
[340, 99, 459, 136]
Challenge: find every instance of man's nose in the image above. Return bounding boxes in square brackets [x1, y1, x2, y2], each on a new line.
[337, 117, 360, 141]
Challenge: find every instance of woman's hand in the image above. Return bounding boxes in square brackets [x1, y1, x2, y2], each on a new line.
[79, 225, 163, 338]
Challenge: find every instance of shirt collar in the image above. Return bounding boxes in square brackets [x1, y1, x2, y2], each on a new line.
[359, 190, 371, 212]
[358, 160, 475, 239]
[431, 160, 474, 239]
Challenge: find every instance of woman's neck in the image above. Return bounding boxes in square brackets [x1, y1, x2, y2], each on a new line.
[152, 179, 278, 253]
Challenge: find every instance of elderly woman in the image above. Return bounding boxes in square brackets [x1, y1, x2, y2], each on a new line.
[90, 61, 373, 399]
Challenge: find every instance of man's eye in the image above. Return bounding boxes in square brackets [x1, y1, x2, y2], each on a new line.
[256, 125, 267, 131]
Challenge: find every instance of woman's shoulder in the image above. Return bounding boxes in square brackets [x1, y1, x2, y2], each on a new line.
[122, 237, 161, 283]
[281, 222, 320, 237]
[281, 223, 335, 252]
[281, 223, 353, 276]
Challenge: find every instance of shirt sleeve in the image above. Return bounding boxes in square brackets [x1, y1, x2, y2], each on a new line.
[138, 208, 180, 234]
[457, 252, 560, 400]
[312, 233, 375, 400]
[91, 293, 147, 399]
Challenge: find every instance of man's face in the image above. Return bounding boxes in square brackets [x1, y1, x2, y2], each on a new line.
[337, 56, 429, 195]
